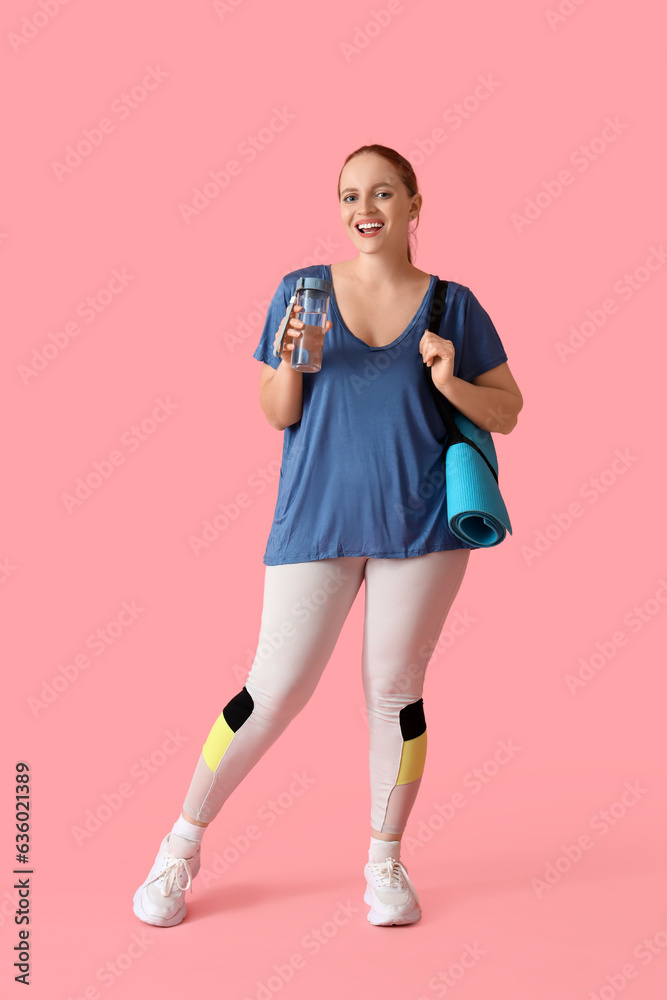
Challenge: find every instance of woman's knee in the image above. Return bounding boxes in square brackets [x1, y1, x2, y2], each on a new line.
[245, 677, 313, 725]
[365, 659, 426, 702]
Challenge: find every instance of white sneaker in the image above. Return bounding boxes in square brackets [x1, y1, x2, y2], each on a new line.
[364, 857, 422, 926]
[133, 834, 201, 927]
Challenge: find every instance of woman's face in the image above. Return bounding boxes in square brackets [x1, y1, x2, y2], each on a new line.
[338, 153, 421, 257]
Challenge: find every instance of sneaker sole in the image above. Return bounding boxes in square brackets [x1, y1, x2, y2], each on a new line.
[132, 887, 187, 928]
[363, 885, 422, 926]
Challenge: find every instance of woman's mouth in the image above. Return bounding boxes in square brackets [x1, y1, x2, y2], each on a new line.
[355, 221, 385, 237]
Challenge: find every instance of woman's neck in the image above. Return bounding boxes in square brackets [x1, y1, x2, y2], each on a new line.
[338, 254, 422, 287]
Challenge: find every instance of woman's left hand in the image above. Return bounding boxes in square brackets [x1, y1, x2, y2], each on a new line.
[419, 330, 456, 390]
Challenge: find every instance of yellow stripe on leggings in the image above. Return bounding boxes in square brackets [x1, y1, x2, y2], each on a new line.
[396, 730, 427, 785]
[202, 713, 235, 772]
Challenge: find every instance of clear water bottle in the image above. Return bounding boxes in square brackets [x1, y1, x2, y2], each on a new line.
[290, 277, 332, 373]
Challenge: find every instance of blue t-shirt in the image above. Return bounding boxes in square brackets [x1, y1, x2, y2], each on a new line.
[252, 264, 508, 566]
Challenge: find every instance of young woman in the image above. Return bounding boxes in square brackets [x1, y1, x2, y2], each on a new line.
[133, 143, 523, 928]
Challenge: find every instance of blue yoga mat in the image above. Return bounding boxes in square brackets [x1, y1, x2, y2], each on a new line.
[444, 411, 512, 547]
[423, 277, 513, 548]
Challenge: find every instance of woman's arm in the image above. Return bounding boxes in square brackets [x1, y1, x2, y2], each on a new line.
[259, 361, 304, 431]
[259, 307, 333, 430]
[436, 362, 523, 434]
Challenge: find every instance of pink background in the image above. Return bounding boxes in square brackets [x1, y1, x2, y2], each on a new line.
[3, 1, 666, 997]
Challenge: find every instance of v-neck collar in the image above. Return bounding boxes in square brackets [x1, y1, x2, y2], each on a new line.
[325, 264, 437, 352]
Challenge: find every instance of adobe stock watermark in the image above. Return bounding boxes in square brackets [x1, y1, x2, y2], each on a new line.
[61, 396, 179, 514]
[285, 236, 341, 274]
[188, 458, 282, 555]
[357, 605, 477, 726]
[188, 443, 308, 555]
[587, 916, 667, 1000]
[565, 577, 667, 694]
[223, 294, 272, 355]
[384, 387, 510, 529]
[0, 558, 18, 584]
[555, 244, 667, 362]
[17, 268, 135, 385]
[227, 564, 355, 682]
[64, 931, 153, 1000]
[348, 341, 408, 395]
[26, 599, 145, 717]
[392, 418, 508, 529]
[71, 730, 189, 846]
[406, 74, 502, 167]
[339, 0, 418, 63]
[51, 66, 169, 181]
[403, 738, 521, 857]
[511, 116, 629, 234]
[222, 237, 340, 356]
[240, 898, 359, 1000]
[416, 942, 486, 999]
[520, 447, 638, 567]
[0, 886, 22, 930]
[530, 780, 649, 897]
[212, 0, 247, 19]
[393, 457, 447, 528]
[417, 606, 477, 669]
[198, 771, 317, 887]
[178, 107, 296, 224]
[8, 0, 73, 55]
[545, 0, 591, 31]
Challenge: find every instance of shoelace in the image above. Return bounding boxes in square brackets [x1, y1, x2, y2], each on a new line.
[370, 858, 404, 890]
[149, 856, 195, 897]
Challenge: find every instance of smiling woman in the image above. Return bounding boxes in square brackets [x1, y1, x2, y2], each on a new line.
[338, 146, 422, 263]
[133, 142, 523, 932]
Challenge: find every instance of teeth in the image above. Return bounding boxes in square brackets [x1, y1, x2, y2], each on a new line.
[357, 222, 383, 230]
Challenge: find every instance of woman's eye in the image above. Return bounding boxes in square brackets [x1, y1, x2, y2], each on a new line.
[343, 192, 391, 202]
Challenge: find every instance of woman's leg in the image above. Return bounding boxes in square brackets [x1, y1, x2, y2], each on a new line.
[134, 556, 366, 926]
[361, 549, 470, 925]
[182, 557, 367, 823]
[362, 549, 470, 839]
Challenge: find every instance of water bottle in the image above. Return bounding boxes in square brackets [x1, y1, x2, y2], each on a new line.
[289, 277, 332, 373]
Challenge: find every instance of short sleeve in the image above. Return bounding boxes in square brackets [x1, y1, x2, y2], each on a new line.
[252, 277, 289, 370]
[456, 287, 508, 383]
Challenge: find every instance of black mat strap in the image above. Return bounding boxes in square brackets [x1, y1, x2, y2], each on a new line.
[423, 279, 498, 483]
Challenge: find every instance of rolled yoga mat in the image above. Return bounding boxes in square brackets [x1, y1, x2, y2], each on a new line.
[445, 411, 512, 547]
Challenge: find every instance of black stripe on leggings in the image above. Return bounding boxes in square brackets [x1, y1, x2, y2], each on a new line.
[399, 698, 426, 741]
[222, 687, 254, 732]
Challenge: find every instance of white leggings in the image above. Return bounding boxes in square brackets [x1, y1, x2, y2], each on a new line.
[183, 549, 470, 835]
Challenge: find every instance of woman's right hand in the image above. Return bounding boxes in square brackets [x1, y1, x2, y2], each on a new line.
[273, 303, 333, 364]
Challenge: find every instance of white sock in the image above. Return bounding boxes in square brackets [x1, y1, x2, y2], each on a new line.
[168, 815, 207, 858]
[369, 836, 401, 864]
